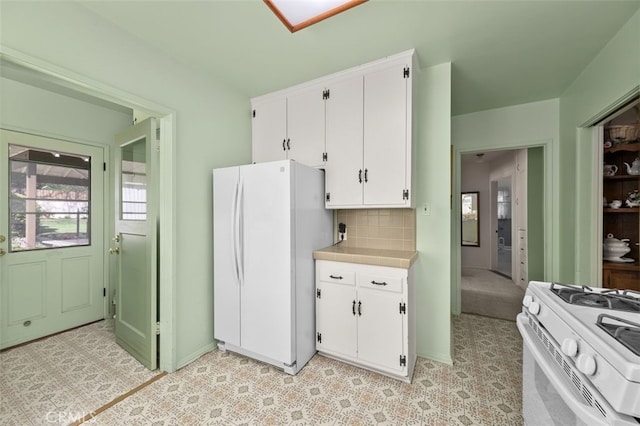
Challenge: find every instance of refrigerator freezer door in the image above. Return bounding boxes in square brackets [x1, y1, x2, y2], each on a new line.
[240, 161, 294, 364]
[213, 166, 241, 347]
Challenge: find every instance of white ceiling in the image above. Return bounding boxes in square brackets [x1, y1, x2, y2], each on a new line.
[7, 1, 640, 116]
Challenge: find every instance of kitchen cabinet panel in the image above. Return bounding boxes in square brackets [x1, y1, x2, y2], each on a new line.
[316, 281, 357, 358]
[315, 260, 415, 382]
[363, 63, 410, 206]
[251, 84, 326, 167]
[356, 288, 404, 373]
[325, 58, 413, 209]
[287, 85, 326, 167]
[251, 97, 287, 164]
[324, 75, 364, 206]
[251, 50, 416, 209]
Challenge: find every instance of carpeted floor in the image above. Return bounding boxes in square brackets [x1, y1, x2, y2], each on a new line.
[461, 267, 525, 321]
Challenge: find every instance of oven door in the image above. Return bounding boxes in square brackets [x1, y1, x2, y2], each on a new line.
[518, 314, 637, 426]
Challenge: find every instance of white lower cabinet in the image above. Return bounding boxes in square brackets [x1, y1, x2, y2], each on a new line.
[315, 260, 415, 382]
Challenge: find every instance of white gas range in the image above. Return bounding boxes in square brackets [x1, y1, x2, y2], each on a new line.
[517, 281, 640, 425]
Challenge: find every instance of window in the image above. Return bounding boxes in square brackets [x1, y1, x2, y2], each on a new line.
[120, 138, 147, 220]
[9, 145, 90, 251]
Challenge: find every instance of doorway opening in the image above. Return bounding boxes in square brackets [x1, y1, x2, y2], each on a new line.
[0, 49, 176, 373]
[459, 147, 545, 321]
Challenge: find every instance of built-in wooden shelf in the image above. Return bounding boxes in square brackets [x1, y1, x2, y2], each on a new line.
[604, 175, 640, 181]
[603, 207, 640, 213]
[602, 262, 640, 271]
[604, 143, 640, 154]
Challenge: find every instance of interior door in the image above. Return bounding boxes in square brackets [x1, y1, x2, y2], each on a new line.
[0, 129, 105, 349]
[113, 118, 158, 370]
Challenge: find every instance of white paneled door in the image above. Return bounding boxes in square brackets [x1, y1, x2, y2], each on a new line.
[113, 118, 159, 370]
[0, 129, 105, 349]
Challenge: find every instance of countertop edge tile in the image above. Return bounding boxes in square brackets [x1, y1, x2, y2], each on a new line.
[313, 246, 417, 268]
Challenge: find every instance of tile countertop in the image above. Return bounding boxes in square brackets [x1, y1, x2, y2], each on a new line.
[313, 245, 418, 269]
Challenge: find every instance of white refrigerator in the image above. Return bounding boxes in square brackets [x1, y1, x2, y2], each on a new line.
[213, 160, 332, 374]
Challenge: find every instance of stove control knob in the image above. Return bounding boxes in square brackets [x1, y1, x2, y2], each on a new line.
[576, 354, 597, 376]
[528, 301, 540, 315]
[561, 338, 578, 357]
[523, 295, 533, 308]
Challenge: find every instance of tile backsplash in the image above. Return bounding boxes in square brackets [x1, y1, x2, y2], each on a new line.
[336, 209, 416, 251]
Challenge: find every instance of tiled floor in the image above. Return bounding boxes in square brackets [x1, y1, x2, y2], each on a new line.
[2, 314, 523, 425]
[0, 320, 160, 426]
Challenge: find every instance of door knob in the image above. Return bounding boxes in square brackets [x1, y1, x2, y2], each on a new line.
[0, 234, 5, 243]
[113, 234, 120, 243]
[109, 247, 120, 255]
[0, 248, 6, 256]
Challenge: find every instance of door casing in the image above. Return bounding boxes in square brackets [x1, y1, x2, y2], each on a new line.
[0, 47, 178, 373]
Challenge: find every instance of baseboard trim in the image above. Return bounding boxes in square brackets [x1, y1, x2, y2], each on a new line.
[176, 342, 217, 370]
[417, 352, 453, 366]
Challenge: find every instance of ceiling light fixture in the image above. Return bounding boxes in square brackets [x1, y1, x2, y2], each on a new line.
[264, 0, 368, 33]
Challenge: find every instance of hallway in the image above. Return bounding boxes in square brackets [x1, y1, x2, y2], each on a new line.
[461, 267, 525, 321]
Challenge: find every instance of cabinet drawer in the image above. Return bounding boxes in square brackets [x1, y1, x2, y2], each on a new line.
[358, 273, 403, 293]
[317, 263, 355, 285]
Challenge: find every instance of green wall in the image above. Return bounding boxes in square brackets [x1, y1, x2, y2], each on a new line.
[560, 9, 640, 285]
[0, 2, 251, 369]
[527, 146, 544, 282]
[415, 62, 453, 364]
[452, 99, 559, 312]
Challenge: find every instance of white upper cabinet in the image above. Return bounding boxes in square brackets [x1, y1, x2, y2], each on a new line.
[362, 63, 411, 207]
[324, 74, 364, 207]
[251, 96, 287, 163]
[251, 84, 326, 168]
[251, 50, 416, 209]
[286, 84, 326, 168]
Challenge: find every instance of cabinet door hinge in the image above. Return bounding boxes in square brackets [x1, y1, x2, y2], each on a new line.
[252, 109, 256, 118]
[317, 332, 322, 343]
[325, 193, 331, 202]
[403, 67, 410, 79]
[400, 355, 407, 366]
[155, 321, 161, 335]
[322, 152, 328, 162]
[316, 288, 321, 299]
[399, 302, 406, 314]
[402, 189, 409, 200]
[103, 288, 106, 297]
[322, 89, 330, 100]
[103, 162, 106, 171]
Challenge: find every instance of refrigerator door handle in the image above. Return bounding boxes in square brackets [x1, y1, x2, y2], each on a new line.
[232, 177, 243, 286]
[235, 176, 245, 286]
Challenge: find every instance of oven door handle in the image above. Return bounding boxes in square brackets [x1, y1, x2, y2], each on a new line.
[517, 314, 612, 426]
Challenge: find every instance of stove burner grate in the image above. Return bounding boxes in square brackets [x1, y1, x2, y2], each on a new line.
[597, 314, 640, 357]
[550, 282, 640, 313]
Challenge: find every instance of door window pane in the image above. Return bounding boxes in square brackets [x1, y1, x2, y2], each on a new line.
[121, 138, 147, 220]
[9, 145, 91, 251]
